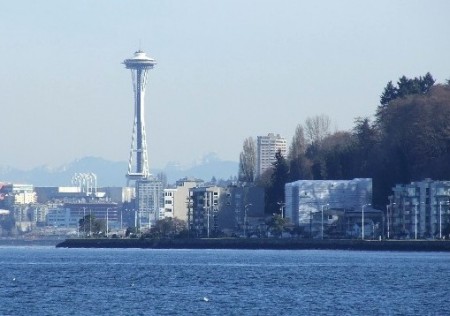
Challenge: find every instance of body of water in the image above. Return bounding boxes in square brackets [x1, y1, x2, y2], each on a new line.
[0, 247, 449, 315]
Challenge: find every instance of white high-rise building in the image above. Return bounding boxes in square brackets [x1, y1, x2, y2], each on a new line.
[256, 133, 287, 178]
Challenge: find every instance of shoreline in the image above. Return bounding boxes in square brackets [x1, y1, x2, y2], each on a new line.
[0, 238, 64, 247]
[56, 238, 450, 252]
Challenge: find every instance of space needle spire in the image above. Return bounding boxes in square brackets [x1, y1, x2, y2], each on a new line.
[123, 50, 156, 183]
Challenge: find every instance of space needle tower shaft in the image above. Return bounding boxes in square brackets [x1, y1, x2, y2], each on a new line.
[123, 50, 156, 183]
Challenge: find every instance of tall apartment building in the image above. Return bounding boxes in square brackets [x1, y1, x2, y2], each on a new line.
[256, 133, 287, 178]
[136, 177, 163, 228]
[391, 179, 450, 239]
[189, 186, 224, 237]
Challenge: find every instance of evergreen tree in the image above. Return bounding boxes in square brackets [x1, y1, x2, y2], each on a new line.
[265, 150, 289, 215]
[377, 73, 435, 124]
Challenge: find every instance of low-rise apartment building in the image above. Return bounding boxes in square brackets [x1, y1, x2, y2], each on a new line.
[390, 179, 450, 239]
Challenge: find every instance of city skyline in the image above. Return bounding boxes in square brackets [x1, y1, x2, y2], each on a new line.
[1, 1, 450, 170]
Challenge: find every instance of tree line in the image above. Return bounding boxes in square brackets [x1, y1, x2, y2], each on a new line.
[239, 73, 450, 213]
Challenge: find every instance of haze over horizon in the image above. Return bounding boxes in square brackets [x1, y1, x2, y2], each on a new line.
[1, 1, 449, 170]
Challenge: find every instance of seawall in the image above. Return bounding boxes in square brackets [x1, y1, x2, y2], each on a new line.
[56, 238, 450, 251]
[0, 238, 64, 247]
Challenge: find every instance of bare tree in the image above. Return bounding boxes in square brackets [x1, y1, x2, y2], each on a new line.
[288, 124, 312, 181]
[288, 124, 307, 160]
[238, 137, 256, 183]
[304, 114, 331, 144]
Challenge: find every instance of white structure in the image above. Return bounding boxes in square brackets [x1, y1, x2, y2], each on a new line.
[391, 179, 450, 239]
[71, 173, 97, 196]
[123, 50, 156, 183]
[256, 133, 287, 177]
[285, 178, 372, 226]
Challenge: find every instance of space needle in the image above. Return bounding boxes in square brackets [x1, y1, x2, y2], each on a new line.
[123, 50, 156, 183]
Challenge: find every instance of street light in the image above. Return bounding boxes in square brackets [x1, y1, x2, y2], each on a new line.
[386, 204, 389, 239]
[134, 208, 141, 234]
[321, 204, 329, 240]
[362, 204, 371, 240]
[83, 207, 86, 237]
[439, 201, 448, 239]
[413, 202, 424, 240]
[206, 205, 210, 238]
[120, 209, 123, 234]
[244, 204, 252, 237]
[106, 208, 110, 238]
[386, 202, 395, 239]
[277, 202, 285, 219]
[204, 192, 211, 238]
[89, 208, 92, 237]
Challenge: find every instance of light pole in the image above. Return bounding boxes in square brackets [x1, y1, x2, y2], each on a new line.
[120, 209, 123, 234]
[106, 208, 110, 238]
[244, 204, 252, 237]
[83, 207, 86, 237]
[386, 204, 389, 239]
[386, 202, 395, 239]
[207, 205, 210, 238]
[362, 204, 371, 240]
[321, 204, 329, 240]
[136, 209, 139, 234]
[89, 208, 92, 237]
[277, 202, 285, 219]
[204, 192, 211, 238]
[438, 201, 448, 239]
[414, 202, 422, 240]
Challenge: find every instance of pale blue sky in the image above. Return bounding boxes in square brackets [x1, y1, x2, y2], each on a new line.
[1, 0, 449, 170]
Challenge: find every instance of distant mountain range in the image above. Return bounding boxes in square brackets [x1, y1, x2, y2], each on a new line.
[0, 154, 238, 187]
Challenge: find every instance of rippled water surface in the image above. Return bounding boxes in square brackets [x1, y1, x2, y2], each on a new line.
[0, 247, 449, 315]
